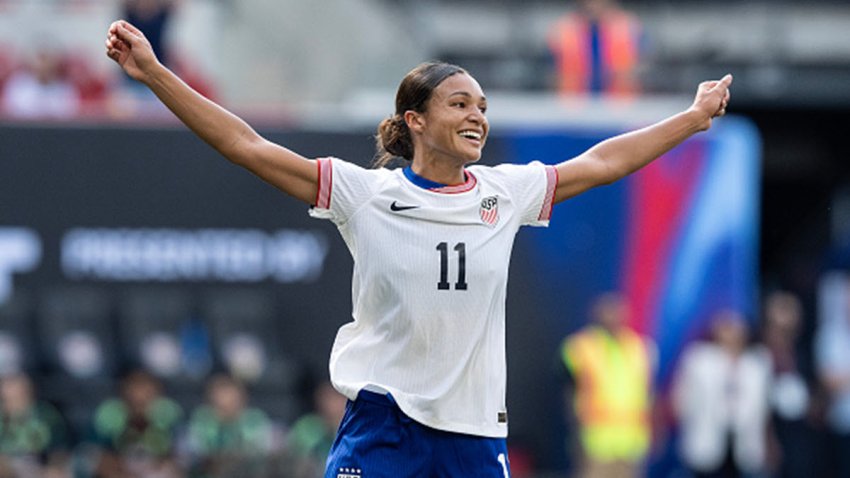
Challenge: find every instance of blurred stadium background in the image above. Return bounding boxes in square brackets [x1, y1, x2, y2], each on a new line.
[1, 1, 850, 477]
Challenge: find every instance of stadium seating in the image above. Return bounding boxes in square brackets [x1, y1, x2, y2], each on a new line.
[35, 286, 117, 436]
[202, 288, 306, 423]
[0, 290, 37, 375]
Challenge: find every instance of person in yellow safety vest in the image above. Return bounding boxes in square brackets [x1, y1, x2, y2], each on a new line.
[547, 0, 644, 97]
[561, 292, 656, 478]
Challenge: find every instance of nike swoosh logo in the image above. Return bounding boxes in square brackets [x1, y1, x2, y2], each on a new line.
[390, 201, 420, 212]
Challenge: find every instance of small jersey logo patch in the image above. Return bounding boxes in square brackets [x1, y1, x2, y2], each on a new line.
[480, 196, 499, 227]
[390, 201, 419, 212]
[337, 467, 362, 478]
[498, 411, 508, 423]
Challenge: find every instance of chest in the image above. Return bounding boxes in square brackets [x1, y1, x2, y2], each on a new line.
[344, 189, 520, 293]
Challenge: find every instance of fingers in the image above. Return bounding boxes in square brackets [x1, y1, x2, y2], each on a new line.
[109, 20, 140, 46]
[105, 20, 141, 63]
[713, 73, 733, 91]
[707, 74, 732, 118]
[119, 20, 144, 37]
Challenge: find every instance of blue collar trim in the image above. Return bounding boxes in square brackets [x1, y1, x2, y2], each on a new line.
[403, 167, 449, 190]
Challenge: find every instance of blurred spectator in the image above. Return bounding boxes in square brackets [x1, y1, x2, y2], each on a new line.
[673, 310, 772, 478]
[0, 44, 15, 93]
[0, 373, 72, 478]
[64, 54, 108, 113]
[185, 374, 273, 478]
[112, 0, 216, 118]
[122, 0, 178, 67]
[559, 292, 655, 478]
[287, 381, 346, 476]
[0, 47, 80, 119]
[762, 291, 815, 478]
[547, 0, 644, 97]
[90, 369, 183, 478]
[814, 272, 850, 478]
[109, 0, 181, 116]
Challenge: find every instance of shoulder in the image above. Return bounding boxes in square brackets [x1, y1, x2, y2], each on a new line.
[149, 397, 183, 425]
[189, 405, 217, 424]
[468, 161, 549, 185]
[565, 326, 598, 349]
[745, 345, 773, 366]
[324, 157, 397, 193]
[327, 157, 393, 178]
[680, 341, 718, 363]
[94, 399, 128, 435]
[242, 408, 271, 427]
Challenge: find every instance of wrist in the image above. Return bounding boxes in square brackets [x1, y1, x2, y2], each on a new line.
[683, 107, 711, 133]
[139, 60, 167, 87]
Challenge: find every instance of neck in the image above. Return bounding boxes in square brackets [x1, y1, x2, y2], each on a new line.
[410, 155, 467, 186]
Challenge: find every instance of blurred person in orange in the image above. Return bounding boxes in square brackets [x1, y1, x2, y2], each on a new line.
[560, 292, 655, 478]
[673, 310, 772, 478]
[0, 373, 72, 478]
[547, 0, 644, 97]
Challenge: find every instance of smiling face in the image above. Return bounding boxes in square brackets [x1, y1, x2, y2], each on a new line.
[408, 73, 489, 166]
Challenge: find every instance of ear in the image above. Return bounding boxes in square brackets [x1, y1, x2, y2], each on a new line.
[404, 110, 426, 135]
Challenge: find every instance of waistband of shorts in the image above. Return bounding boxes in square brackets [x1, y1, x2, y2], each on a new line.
[356, 389, 398, 407]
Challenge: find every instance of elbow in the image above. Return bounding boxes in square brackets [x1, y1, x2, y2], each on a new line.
[221, 129, 263, 166]
[597, 159, 630, 186]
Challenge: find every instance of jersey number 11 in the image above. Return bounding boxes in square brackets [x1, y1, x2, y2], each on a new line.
[436, 242, 468, 291]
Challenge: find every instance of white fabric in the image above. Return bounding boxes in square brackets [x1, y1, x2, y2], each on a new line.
[309, 157, 555, 437]
[673, 342, 773, 473]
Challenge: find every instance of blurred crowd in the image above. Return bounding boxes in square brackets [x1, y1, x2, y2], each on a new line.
[2, 1, 849, 478]
[559, 287, 850, 478]
[0, 0, 214, 121]
[0, 0, 645, 122]
[0, 284, 351, 478]
[0, 368, 346, 478]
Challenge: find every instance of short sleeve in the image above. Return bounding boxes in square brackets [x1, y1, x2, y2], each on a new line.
[484, 161, 558, 227]
[308, 157, 385, 225]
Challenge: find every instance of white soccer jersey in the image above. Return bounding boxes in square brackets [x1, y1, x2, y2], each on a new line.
[309, 157, 557, 437]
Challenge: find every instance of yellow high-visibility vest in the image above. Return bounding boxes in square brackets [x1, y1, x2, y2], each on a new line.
[562, 326, 651, 461]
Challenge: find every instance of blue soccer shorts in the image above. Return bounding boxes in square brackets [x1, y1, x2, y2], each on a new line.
[324, 390, 511, 478]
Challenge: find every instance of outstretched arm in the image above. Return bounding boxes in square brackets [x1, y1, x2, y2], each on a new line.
[105, 20, 317, 204]
[552, 75, 732, 203]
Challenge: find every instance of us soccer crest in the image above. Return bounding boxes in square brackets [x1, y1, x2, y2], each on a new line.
[479, 196, 499, 227]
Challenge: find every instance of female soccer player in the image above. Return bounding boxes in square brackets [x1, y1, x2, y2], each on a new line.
[105, 19, 731, 478]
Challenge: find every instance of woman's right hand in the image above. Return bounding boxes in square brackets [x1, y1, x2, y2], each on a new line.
[104, 20, 159, 83]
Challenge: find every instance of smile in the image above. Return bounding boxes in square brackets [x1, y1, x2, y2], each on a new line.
[458, 130, 483, 141]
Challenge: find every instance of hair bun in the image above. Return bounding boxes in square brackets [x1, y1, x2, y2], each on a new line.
[376, 114, 413, 165]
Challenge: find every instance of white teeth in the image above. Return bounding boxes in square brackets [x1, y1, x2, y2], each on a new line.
[459, 131, 482, 140]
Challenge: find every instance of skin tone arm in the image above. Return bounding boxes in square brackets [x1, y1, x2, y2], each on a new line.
[553, 75, 732, 204]
[104, 20, 318, 204]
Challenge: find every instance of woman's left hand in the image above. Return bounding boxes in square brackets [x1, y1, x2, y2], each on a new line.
[689, 74, 733, 131]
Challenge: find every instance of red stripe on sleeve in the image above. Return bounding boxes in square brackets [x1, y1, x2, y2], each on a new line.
[315, 158, 333, 209]
[538, 166, 558, 221]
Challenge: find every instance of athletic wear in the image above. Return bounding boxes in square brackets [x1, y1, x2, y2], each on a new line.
[325, 390, 511, 478]
[309, 158, 557, 438]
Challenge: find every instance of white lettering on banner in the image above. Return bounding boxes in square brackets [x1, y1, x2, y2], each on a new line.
[61, 228, 329, 283]
[0, 228, 42, 304]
